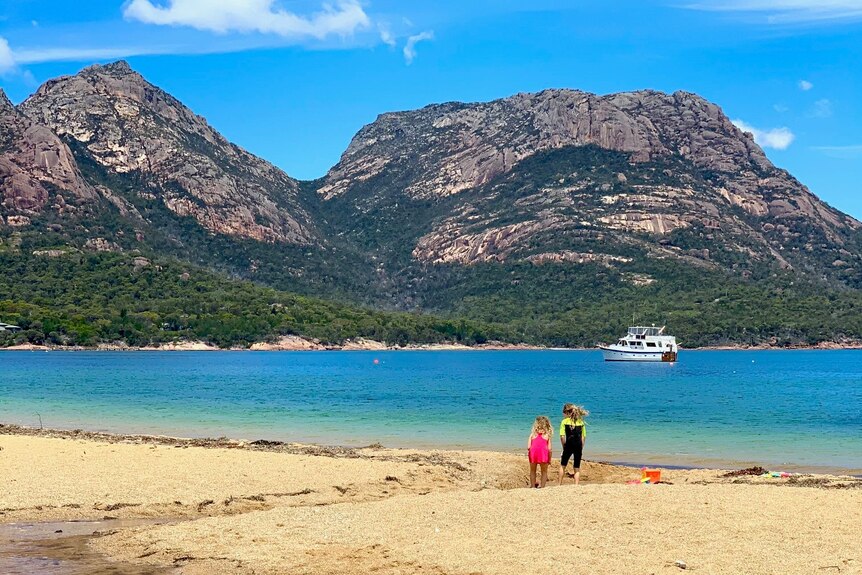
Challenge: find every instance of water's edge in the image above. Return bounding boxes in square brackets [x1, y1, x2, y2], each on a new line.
[0, 519, 177, 575]
[3, 424, 860, 476]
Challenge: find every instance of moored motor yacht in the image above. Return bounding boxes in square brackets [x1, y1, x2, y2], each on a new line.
[599, 326, 678, 362]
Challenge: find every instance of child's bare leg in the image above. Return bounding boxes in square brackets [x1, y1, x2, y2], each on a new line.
[574, 467, 581, 485]
[558, 464, 566, 485]
[529, 462, 537, 488]
[540, 463, 549, 487]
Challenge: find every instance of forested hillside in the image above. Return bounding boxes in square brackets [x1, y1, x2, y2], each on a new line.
[0, 250, 499, 348]
[2, 62, 862, 349]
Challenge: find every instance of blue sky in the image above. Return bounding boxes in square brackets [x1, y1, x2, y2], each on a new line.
[1, 1, 861, 218]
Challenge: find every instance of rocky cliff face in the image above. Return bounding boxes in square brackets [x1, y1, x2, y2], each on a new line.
[319, 89, 860, 277]
[20, 61, 314, 244]
[322, 90, 769, 197]
[1, 88, 96, 227]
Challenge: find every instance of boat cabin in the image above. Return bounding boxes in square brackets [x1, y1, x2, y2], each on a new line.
[616, 326, 675, 350]
[615, 338, 673, 350]
[627, 326, 665, 337]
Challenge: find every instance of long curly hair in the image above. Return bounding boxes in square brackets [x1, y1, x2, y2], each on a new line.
[531, 415, 552, 438]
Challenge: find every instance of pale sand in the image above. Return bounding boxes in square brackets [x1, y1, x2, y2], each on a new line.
[2, 431, 860, 575]
[0, 434, 512, 522]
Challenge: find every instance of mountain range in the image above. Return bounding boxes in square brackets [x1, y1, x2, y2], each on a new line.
[2, 61, 861, 348]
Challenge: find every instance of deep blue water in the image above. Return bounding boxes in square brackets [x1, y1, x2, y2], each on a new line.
[1, 350, 860, 472]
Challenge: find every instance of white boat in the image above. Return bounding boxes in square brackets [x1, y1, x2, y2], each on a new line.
[599, 326, 678, 362]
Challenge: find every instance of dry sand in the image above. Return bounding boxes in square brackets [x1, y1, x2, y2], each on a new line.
[1, 428, 860, 575]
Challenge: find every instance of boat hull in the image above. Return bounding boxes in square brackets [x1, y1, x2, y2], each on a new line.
[599, 347, 678, 362]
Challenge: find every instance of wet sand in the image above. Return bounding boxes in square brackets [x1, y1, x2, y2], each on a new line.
[0, 519, 176, 575]
[2, 427, 860, 575]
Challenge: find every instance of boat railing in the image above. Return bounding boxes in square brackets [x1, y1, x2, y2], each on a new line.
[627, 326, 665, 337]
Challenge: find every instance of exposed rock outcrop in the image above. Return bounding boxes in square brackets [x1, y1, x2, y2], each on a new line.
[20, 61, 315, 244]
[320, 89, 860, 273]
[1, 88, 96, 224]
[322, 89, 782, 202]
[249, 335, 326, 351]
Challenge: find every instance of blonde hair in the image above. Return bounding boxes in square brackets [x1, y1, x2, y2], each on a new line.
[531, 415, 552, 438]
[564, 403, 590, 419]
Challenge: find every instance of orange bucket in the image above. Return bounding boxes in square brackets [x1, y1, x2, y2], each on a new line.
[643, 469, 661, 483]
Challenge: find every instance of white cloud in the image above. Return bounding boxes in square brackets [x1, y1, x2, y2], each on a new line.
[683, 1, 862, 23]
[124, 0, 370, 39]
[403, 30, 433, 64]
[798, 79, 813, 90]
[773, 103, 789, 113]
[12, 46, 166, 65]
[812, 144, 862, 160]
[732, 119, 795, 150]
[378, 24, 396, 47]
[0, 36, 16, 75]
[811, 98, 833, 118]
[813, 144, 862, 158]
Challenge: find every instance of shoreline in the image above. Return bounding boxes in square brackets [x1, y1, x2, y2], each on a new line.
[0, 338, 550, 352]
[2, 339, 862, 351]
[3, 423, 860, 477]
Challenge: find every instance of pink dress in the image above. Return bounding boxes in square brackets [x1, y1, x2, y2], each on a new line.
[528, 433, 550, 464]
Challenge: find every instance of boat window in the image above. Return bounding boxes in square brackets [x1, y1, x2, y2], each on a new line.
[646, 342, 656, 347]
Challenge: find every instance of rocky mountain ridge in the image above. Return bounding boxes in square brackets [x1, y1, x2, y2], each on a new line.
[18, 61, 314, 244]
[1, 60, 861, 312]
[318, 88, 860, 281]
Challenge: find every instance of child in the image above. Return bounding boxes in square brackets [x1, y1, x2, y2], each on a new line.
[559, 403, 588, 485]
[527, 415, 553, 488]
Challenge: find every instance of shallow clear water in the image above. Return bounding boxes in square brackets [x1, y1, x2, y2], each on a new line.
[0, 519, 174, 575]
[1, 350, 860, 472]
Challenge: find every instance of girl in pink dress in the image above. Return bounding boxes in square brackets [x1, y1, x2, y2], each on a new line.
[527, 415, 553, 488]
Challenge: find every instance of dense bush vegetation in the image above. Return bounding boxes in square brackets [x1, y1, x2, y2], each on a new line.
[0, 252, 501, 348]
[429, 260, 862, 348]
[2, 249, 861, 349]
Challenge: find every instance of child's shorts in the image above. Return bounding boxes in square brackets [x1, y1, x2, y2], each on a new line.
[561, 445, 582, 468]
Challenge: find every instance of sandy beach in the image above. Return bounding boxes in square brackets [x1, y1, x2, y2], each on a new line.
[1, 426, 860, 574]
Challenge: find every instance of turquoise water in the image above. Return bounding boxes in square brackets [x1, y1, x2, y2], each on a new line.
[1, 350, 860, 473]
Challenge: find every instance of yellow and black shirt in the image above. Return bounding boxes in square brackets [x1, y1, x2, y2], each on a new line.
[559, 417, 586, 441]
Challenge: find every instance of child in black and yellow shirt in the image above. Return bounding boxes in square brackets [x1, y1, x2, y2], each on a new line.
[558, 403, 588, 485]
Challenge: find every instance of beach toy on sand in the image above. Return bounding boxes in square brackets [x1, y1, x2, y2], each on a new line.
[641, 468, 662, 483]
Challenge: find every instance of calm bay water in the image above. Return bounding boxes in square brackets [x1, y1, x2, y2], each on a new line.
[1, 350, 860, 473]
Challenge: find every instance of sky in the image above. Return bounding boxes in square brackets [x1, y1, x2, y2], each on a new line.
[1, 0, 861, 218]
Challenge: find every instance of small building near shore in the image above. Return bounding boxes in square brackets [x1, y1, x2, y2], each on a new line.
[0, 322, 22, 332]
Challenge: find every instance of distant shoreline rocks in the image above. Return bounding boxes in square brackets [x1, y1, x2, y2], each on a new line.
[2, 339, 861, 352]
